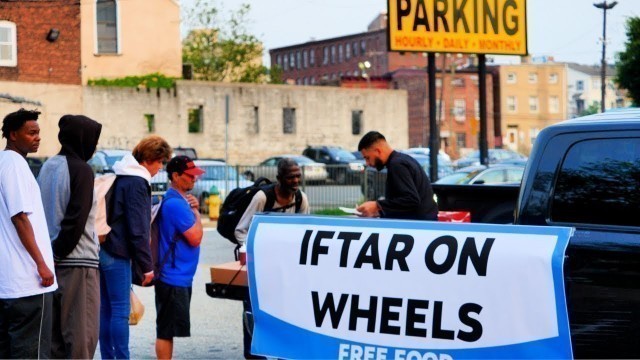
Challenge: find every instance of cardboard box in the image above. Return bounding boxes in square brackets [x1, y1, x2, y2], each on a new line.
[210, 261, 248, 287]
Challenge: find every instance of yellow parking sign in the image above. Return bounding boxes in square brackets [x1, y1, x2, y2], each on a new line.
[387, 0, 528, 55]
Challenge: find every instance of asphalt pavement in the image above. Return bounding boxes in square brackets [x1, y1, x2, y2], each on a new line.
[126, 221, 245, 359]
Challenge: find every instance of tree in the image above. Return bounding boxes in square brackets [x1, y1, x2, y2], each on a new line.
[580, 102, 600, 117]
[615, 16, 640, 106]
[182, 0, 267, 83]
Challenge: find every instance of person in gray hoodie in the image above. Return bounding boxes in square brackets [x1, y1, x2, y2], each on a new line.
[38, 115, 102, 359]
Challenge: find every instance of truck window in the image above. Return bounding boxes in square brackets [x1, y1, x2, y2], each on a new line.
[551, 138, 640, 227]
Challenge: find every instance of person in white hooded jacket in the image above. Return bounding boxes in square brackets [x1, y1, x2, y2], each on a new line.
[98, 135, 171, 360]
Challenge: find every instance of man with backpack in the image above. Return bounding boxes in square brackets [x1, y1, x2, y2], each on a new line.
[37, 114, 102, 358]
[234, 158, 310, 244]
[155, 156, 205, 360]
[233, 158, 309, 359]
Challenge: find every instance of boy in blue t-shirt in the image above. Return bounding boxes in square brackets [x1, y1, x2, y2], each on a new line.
[155, 156, 205, 359]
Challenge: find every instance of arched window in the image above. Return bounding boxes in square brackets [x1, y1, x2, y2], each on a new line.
[96, 0, 118, 54]
[0, 21, 17, 67]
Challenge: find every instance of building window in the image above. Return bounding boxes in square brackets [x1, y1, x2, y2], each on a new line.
[96, 0, 118, 54]
[453, 99, 466, 121]
[144, 114, 155, 133]
[548, 73, 558, 84]
[0, 21, 17, 67]
[252, 106, 259, 134]
[345, 43, 351, 60]
[507, 96, 517, 112]
[283, 108, 296, 134]
[474, 99, 480, 120]
[188, 106, 203, 133]
[289, 53, 295, 69]
[338, 44, 344, 63]
[283, 55, 288, 71]
[331, 45, 336, 64]
[551, 137, 640, 227]
[360, 40, 366, 54]
[352, 110, 363, 135]
[529, 128, 540, 145]
[275, 55, 281, 67]
[436, 100, 445, 121]
[309, 49, 315, 66]
[296, 51, 302, 69]
[506, 73, 517, 84]
[576, 80, 584, 91]
[456, 132, 466, 149]
[323, 47, 329, 65]
[352, 41, 359, 57]
[549, 96, 560, 114]
[303, 50, 308, 68]
[529, 96, 539, 113]
[528, 72, 538, 83]
[435, 78, 442, 88]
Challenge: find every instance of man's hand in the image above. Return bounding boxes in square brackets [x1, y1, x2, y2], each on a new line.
[357, 201, 380, 217]
[141, 271, 154, 286]
[185, 194, 199, 210]
[38, 263, 55, 287]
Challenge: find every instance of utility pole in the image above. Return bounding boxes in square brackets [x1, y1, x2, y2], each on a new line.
[594, 1, 618, 113]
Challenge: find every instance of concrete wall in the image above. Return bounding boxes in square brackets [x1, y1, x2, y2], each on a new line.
[83, 81, 408, 164]
[80, 0, 182, 84]
[0, 81, 83, 156]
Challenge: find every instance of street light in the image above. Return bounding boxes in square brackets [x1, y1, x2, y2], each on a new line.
[594, 1, 617, 113]
[358, 61, 371, 88]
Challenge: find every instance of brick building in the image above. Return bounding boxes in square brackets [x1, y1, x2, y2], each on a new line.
[268, 18, 499, 157]
[0, 0, 81, 84]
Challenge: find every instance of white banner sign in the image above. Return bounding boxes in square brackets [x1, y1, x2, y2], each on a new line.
[247, 215, 573, 359]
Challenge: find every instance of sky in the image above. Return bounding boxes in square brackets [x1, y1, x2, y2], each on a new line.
[180, 0, 640, 67]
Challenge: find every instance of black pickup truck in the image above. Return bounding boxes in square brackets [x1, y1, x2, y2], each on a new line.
[433, 110, 640, 358]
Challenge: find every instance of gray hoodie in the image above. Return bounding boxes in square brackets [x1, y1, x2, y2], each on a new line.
[38, 115, 102, 267]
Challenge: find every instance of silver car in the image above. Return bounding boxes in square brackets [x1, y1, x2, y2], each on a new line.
[243, 155, 328, 184]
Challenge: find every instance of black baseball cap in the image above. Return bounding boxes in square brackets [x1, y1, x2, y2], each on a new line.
[166, 155, 205, 177]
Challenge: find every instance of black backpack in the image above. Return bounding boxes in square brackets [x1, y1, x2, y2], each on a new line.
[217, 177, 303, 245]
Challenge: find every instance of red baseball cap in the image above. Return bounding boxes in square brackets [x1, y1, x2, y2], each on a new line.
[166, 155, 205, 177]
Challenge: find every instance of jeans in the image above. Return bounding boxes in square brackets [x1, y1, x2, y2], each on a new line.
[99, 250, 131, 359]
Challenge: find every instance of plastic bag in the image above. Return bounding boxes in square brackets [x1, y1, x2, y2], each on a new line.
[129, 288, 145, 325]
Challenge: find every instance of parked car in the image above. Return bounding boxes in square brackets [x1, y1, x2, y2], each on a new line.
[404, 147, 452, 162]
[243, 155, 328, 184]
[27, 156, 46, 178]
[173, 146, 198, 159]
[434, 164, 525, 185]
[88, 149, 130, 174]
[362, 152, 455, 201]
[453, 149, 527, 169]
[302, 146, 365, 184]
[192, 160, 253, 213]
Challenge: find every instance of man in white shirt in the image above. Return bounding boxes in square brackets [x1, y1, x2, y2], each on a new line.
[0, 109, 57, 359]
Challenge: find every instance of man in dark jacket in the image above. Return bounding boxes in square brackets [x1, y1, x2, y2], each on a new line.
[38, 115, 102, 358]
[98, 135, 171, 360]
[356, 131, 438, 220]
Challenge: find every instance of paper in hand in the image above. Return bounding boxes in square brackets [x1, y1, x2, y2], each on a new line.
[339, 207, 362, 216]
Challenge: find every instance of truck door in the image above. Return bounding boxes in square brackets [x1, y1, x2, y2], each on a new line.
[546, 134, 640, 357]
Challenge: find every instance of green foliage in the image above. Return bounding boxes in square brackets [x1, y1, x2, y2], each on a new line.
[580, 102, 600, 116]
[312, 208, 351, 216]
[182, 1, 267, 83]
[87, 73, 176, 88]
[615, 17, 640, 106]
[268, 65, 284, 84]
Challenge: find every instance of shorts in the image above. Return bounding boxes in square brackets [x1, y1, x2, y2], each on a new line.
[155, 280, 192, 340]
